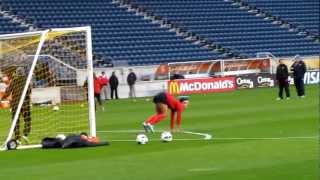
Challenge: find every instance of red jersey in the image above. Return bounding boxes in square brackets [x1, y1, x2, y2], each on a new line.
[146, 92, 186, 130]
[165, 93, 185, 111]
[165, 93, 185, 129]
[99, 75, 109, 86]
[94, 78, 102, 94]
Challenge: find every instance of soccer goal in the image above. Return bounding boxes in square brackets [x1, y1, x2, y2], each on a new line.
[0, 27, 96, 150]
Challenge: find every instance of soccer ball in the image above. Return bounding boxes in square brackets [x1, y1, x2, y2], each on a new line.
[161, 131, 173, 142]
[136, 134, 149, 145]
[52, 105, 60, 111]
[56, 134, 66, 140]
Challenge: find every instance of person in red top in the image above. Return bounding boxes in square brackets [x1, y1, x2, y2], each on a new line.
[99, 71, 109, 100]
[93, 73, 104, 111]
[143, 92, 189, 133]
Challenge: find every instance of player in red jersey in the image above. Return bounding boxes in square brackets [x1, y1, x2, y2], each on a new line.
[143, 92, 189, 133]
[83, 73, 104, 111]
[93, 73, 104, 111]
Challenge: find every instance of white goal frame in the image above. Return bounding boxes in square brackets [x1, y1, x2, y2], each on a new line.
[0, 26, 96, 150]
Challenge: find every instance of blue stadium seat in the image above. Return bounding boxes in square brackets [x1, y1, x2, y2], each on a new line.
[243, 0, 319, 36]
[131, 0, 320, 57]
[0, 15, 28, 34]
[1, 0, 319, 66]
[1, 0, 223, 66]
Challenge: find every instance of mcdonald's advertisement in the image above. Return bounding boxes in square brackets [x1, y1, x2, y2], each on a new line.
[168, 77, 236, 95]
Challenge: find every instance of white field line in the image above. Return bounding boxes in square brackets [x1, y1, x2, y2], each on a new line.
[96, 129, 317, 142]
[108, 136, 317, 142]
[109, 139, 211, 142]
[97, 130, 146, 133]
[188, 168, 219, 172]
[0, 144, 42, 151]
[212, 136, 317, 140]
[97, 129, 212, 141]
[182, 131, 212, 140]
[17, 144, 42, 149]
[98, 129, 211, 137]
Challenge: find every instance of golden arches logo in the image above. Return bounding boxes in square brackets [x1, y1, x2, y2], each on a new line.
[169, 81, 180, 94]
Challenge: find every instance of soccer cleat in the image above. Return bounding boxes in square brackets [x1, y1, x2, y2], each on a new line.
[176, 127, 182, 133]
[143, 122, 154, 133]
[147, 123, 154, 133]
[21, 135, 30, 144]
[286, 97, 290, 100]
[276, 97, 281, 101]
[142, 122, 149, 133]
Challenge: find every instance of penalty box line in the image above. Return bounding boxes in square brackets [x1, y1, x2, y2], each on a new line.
[97, 130, 317, 142]
[97, 129, 213, 142]
[211, 136, 317, 140]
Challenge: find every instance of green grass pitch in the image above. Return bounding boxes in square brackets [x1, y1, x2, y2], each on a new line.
[0, 85, 318, 180]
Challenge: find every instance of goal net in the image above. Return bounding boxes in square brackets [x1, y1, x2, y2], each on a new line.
[0, 27, 96, 150]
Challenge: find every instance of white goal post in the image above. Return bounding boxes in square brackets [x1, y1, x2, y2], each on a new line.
[0, 26, 96, 150]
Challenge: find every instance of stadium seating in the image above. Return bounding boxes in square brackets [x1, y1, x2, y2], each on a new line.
[0, 0, 319, 67]
[243, 0, 319, 36]
[0, 15, 27, 34]
[130, 0, 320, 57]
[1, 0, 222, 66]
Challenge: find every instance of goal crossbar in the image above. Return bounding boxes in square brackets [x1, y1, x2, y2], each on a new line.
[0, 26, 96, 150]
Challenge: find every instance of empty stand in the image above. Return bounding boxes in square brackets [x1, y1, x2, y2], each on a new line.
[130, 0, 320, 57]
[0, 0, 319, 66]
[243, 0, 319, 36]
[0, 15, 27, 34]
[1, 0, 223, 66]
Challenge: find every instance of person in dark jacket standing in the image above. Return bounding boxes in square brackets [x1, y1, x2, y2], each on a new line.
[127, 69, 137, 99]
[276, 60, 290, 100]
[109, 71, 119, 99]
[290, 57, 306, 98]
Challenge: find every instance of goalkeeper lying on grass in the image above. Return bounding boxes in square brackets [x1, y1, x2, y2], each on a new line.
[42, 133, 109, 149]
[143, 92, 189, 133]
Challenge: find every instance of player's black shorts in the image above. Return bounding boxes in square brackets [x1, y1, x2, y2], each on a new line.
[153, 92, 167, 104]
